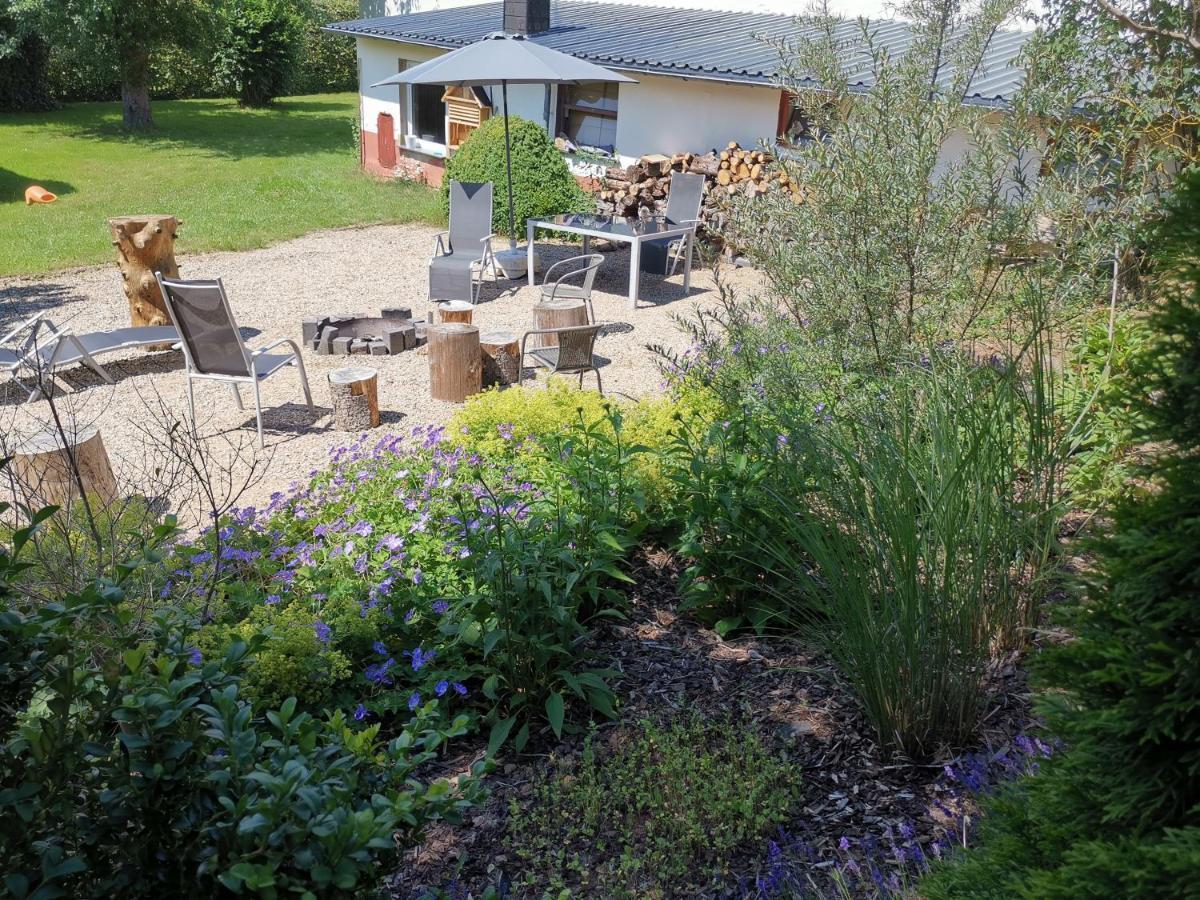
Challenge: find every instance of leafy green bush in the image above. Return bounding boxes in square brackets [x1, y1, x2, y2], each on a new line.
[441, 115, 588, 236]
[920, 168, 1200, 900]
[507, 717, 798, 896]
[0, 492, 478, 899]
[212, 0, 300, 107]
[291, 0, 358, 95]
[0, 13, 55, 112]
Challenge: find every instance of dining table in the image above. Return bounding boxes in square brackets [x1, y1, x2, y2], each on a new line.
[526, 213, 695, 308]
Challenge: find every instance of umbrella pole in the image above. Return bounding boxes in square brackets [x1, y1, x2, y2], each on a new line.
[502, 78, 517, 253]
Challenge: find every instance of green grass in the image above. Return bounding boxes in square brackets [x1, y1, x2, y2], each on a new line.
[0, 93, 443, 276]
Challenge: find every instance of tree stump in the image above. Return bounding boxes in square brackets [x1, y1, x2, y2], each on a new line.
[108, 215, 180, 349]
[428, 323, 481, 403]
[532, 297, 587, 348]
[328, 366, 381, 431]
[480, 331, 520, 387]
[438, 300, 474, 325]
[10, 424, 118, 511]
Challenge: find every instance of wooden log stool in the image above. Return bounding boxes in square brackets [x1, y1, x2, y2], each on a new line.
[108, 214, 181, 350]
[480, 331, 520, 387]
[532, 297, 588, 348]
[438, 300, 474, 325]
[328, 366, 381, 431]
[11, 424, 118, 510]
[428, 323, 481, 403]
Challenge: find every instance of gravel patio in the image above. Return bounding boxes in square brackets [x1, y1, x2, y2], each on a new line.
[0, 223, 760, 524]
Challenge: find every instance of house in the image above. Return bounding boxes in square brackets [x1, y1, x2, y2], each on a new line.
[327, 0, 1033, 186]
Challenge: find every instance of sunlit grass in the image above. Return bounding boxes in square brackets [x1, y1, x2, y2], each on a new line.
[0, 93, 442, 276]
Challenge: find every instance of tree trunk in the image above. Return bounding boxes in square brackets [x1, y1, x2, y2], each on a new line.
[532, 298, 588, 348]
[328, 366, 381, 431]
[11, 425, 118, 511]
[428, 323, 481, 403]
[480, 331, 520, 387]
[108, 215, 180, 346]
[121, 53, 153, 130]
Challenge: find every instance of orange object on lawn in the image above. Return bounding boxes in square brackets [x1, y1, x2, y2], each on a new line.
[25, 185, 57, 205]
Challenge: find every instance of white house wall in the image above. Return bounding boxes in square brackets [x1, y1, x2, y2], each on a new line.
[613, 73, 781, 161]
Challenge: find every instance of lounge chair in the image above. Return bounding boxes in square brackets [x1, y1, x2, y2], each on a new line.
[155, 274, 313, 447]
[539, 253, 604, 323]
[1, 312, 179, 402]
[430, 181, 499, 305]
[520, 323, 604, 394]
[639, 172, 705, 277]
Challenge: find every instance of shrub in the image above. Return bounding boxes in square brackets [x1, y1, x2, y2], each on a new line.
[441, 115, 589, 236]
[507, 717, 798, 895]
[0, 495, 478, 898]
[0, 14, 55, 112]
[920, 169, 1200, 899]
[291, 0, 358, 95]
[212, 0, 300, 107]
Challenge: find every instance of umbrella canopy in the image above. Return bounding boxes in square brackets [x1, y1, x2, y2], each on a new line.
[371, 31, 637, 89]
[372, 32, 635, 255]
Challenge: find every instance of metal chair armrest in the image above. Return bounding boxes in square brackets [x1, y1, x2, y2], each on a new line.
[251, 337, 303, 358]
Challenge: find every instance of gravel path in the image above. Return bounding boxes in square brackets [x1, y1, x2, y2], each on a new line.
[0, 223, 760, 525]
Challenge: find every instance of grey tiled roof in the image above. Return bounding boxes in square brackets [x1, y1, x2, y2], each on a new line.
[326, 1, 1031, 107]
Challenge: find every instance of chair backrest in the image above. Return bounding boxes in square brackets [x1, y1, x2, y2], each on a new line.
[155, 274, 252, 378]
[552, 324, 602, 371]
[449, 181, 493, 252]
[665, 172, 705, 225]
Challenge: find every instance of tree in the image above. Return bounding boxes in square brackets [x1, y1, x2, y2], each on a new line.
[0, 1, 54, 111]
[727, 0, 1123, 370]
[921, 167, 1200, 900]
[213, 0, 301, 107]
[11, 0, 215, 128]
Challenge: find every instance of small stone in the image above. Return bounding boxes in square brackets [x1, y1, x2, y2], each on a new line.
[382, 326, 409, 354]
[778, 721, 817, 741]
[382, 307, 411, 320]
[368, 339, 388, 356]
[350, 338, 370, 355]
[332, 336, 353, 355]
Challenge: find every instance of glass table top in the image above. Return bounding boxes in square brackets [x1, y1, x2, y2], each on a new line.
[532, 214, 690, 238]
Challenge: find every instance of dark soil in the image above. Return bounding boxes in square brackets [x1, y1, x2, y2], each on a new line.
[387, 547, 1037, 899]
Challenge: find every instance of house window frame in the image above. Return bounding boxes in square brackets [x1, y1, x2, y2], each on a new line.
[555, 81, 620, 153]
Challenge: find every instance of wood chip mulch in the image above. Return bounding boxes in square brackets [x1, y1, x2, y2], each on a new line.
[388, 547, 1037, 899]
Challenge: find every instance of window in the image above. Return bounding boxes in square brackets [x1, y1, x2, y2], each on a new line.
[412, 82, 446, 145]
[557, 82, 618, 153]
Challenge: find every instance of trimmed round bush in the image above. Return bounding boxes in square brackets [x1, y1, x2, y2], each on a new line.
[441, 115, 589, 236]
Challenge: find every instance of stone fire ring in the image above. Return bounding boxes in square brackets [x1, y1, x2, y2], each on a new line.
[302, 309, 428, 356]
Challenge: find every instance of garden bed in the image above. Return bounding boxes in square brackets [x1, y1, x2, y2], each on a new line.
[389, 547, 1042, 899]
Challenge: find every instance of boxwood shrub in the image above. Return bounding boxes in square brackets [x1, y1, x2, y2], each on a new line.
[441, 115, 589, 237]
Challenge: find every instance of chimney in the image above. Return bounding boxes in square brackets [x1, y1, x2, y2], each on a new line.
[503, 0, 550, 35]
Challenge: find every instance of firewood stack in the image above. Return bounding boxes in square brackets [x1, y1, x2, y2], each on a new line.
[594, 142, 803, 225]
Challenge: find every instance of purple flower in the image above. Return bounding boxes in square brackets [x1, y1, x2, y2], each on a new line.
[353, 703, 369, 721]
[187, 647, 202, 666]
[265, 594, 281, 605]
[432, 600, 450, 615]
[407, 646, 435, 671]
[190, 551, 213, 565]
[435, 680, 449, 697]
[452, 682, 467, 696]
[365, 658, 395, 685]
[497, 423, 515, 440]
[313, 620, 331, 644]
[372, 640, 388, 656]
[407, 692, 421, 711]
[411, 568, 423, 585]
[838, 836, 851, 852]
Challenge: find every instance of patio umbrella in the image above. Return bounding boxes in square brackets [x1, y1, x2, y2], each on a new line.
[372, 32, 636, 253]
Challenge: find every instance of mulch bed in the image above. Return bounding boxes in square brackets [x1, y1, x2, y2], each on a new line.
[387, 547, 1037, 899]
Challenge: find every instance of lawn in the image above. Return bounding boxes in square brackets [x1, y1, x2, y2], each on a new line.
[0, 93, 443, 276]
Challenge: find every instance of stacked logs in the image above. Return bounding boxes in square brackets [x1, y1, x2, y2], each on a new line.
[594, 142, 803, 223]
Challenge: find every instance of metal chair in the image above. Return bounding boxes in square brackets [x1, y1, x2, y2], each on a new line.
[540, 253, 604, 323]
[640, 171, 705, 277]
[430, 181, 499, 305]
[520, 323, 604, 394]
[155, 274, 313, 447]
